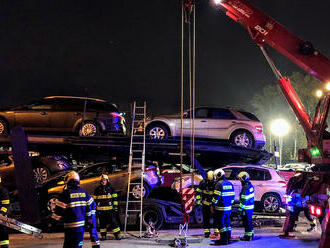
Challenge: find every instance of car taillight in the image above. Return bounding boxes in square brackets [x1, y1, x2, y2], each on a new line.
[278, 180, 287, 187]
[309, 204, 323, 217]
[255, 125, 263, 133]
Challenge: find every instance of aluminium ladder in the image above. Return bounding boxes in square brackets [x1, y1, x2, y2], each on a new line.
[124, 101, 146, 238]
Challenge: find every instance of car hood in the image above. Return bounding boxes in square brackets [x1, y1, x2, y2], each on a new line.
[153, 114, 180, 119]
[38, 170, 73, 188]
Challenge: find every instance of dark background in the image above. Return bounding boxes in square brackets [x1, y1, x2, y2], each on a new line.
[1, 0, 329, 115]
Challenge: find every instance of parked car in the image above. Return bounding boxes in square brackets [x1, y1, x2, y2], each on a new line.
[0, 153, 72, 191]
[40, 162, 162, 214]
[146, 107, 265, 149]
[279, 163, 312, 172]
[172, 165, 287, 213]
[0, 96, 127, 137]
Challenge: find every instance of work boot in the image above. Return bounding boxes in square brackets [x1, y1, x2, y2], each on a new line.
[100, 235, 107, 241]
[307, 224, 316, 232]
[114, 232, 121, 240]
[210, 232, 220, 239]
[204, 232, 210, 238]
[226, 231, 231, 244]
[240, 235, 253, 241]
[214, 232, 229, 245]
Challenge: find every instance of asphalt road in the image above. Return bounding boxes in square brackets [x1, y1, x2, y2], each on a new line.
[9, 226, 320, 248]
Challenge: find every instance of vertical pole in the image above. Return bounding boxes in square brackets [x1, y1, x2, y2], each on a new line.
[279, 136, 283, 166]
[274, 140, 278, 170]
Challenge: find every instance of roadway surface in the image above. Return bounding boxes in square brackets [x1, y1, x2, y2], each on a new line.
[9, 226, 320, 248]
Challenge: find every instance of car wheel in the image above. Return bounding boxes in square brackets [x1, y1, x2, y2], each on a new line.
[142, 207, 164, 230]
[262, 193, 281, 213]
[0, 119, 8, 136]
[33, 166, 50, 185]
[47, 194, 60, 214]
[79, 121, 99, 137]
[230, 130, 254, 148]
[146, 124, 169, 139]
[130, 181, 150, 199]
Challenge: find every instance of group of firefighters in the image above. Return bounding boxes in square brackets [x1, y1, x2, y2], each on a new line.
[195, 168, 255, 245]
[0, 166, 323, 247]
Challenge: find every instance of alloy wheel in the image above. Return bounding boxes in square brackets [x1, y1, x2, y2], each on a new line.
[131, 184, 146, 199]
[33, 167, 49, 185]
[263, 195, 280, 212]
[234, 133, 250, 147]
[81, 123, 97, 136]
[149, 127, 165, 139]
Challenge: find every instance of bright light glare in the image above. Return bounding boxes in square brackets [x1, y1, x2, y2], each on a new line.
[271, 119, 290, 137]
[326, 82, 330, 91]
[213, 0, 222, 4]
[316, 89, 323, 98]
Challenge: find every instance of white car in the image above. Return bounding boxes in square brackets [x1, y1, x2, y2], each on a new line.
[171, 165, 287, 213]
[279, 163, 311, 172]
[146, 107, 265, 150]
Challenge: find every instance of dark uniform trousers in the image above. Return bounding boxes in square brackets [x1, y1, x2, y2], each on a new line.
[63, 229, 85, 248]
[239, 181, 255, 238]
[0, 185, 10, 248]
[99, 210, 121, 237]
[214, 209, 231, 235]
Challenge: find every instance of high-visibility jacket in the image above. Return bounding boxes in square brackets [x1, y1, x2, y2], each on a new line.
[239, 181, 254, 211]
[212, 179, 235, 211]
[93, 184, 118, 211]
[195, 179, 215, 206]
[51, 186, 95, 232]
[0, 185, 10, 216]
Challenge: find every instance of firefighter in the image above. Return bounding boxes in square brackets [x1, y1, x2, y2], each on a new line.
[212, 168, 235, 245]
[93, 174, 121, 240]
[0, 176, 10, 248]
[281, 171, 316, 237]
[51, 171, 98, 248]
[237, 171, 255, 241]
[88, 199, 101, 248]
[195, 170, 219, 238]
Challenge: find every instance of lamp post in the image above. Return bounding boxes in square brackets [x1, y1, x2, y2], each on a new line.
[271, 119, 290, 168]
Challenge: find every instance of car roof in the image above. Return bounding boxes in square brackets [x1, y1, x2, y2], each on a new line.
[44, 96, 106, 102]
[223, 164, 272, 170]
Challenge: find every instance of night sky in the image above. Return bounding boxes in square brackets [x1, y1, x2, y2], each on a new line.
[1, 0, 329, 116]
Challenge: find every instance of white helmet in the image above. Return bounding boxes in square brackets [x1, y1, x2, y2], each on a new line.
[237, 171, 249, 181]
[101, 174, 109, 181]
[214, 168, 225, 180]
[64, 171, 80, 184]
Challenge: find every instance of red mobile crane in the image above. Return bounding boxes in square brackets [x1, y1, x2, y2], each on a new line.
[185, 0, 330, 247]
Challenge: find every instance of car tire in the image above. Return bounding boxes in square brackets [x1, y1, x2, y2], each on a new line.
[142, 207, 164, 230]
[130, 181, 150, 200]
[230, 130, 254, 148]
[261, 193, 281, 213]
[79, 121, 100, 137]
[0, 119, 8, 136]
[33, 166, 50, 185]
[146, 123, 169, 140]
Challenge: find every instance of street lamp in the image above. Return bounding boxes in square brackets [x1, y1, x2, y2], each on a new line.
[271, 119, 290, 167]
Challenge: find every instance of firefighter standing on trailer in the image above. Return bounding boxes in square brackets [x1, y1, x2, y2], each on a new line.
[0, 176, 10, 248]
[51, 171, 98, 248]
[212, 168, 235, 245]
[195, 170, 219, 238]
[237, 171, 255, 241]
[93, 174, 121, 240]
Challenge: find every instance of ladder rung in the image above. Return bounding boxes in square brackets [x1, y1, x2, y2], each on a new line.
[135, 106, 145, 109]
[132, 150, 143, 152]
[127, 201, 142, 203]
[135, 113, 145, 115]
[133, 134, 144, 137]
[132, 142, 144, 145]
[129, 182, 142, 185]
[127, 209, 141, 212]
[132, 157, 142, 160]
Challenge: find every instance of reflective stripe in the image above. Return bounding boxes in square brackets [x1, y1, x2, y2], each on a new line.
[221, 192, 235, 196]
[0, 240, 9, 245]
[196, 188, 202, 192]
[202, 200, 211, 205]
[112, 227, 120, 233]
[100, 228, 107, 233]
[204, 228, 210, 232]
[219, 228, 227, 233]
[93, 194, 111, 199]
[214, 190, 221, 195]
[113, 201, 118, 205]
[97, 206, 113, 210]
[55, 199, 67, 209]
[86, 211, 92, 217]
[245, 231, 254, 236]
[92, 240, 101, 246]
[1, 207, 7, 213]
[215, 206, 231, 211]
[112, 193, 118, 198]
[87, 198, 94, 206]
[51, 213, 62, 221]
[196, 195, 201, 200]
[214, 228, 219, 233]
[91, 210, 96, 215]
[78, 241, 83, 247]
[203, 190, 213, 195]
[223, 185, 232, 190]
[241, 193, 254, 200]
[1, 200, 9, 204]
[68, 201, 87, 208]
[64, 220, 85, 228]
[239, 203, 254, 210]
[227, 227, 232, 231]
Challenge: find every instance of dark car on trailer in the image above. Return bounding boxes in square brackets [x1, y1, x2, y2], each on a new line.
[0, 96, 127, 137]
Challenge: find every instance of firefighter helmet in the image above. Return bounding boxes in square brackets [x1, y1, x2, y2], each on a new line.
[101, 174, 109, 181]
[64, 171, 80, 184]
[237, 171, 249, 181]
[207, 171, 214, 181]
[214, 168, 225, 180]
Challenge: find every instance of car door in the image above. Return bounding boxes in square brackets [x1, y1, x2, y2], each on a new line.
[107, 164, 129, 197]
[14, 100, 52, 130]
[191, 108, 210, 138]
[207, 108, 237, 139]
[246, 168, 267, 201]
[49, 98, 85, 132]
